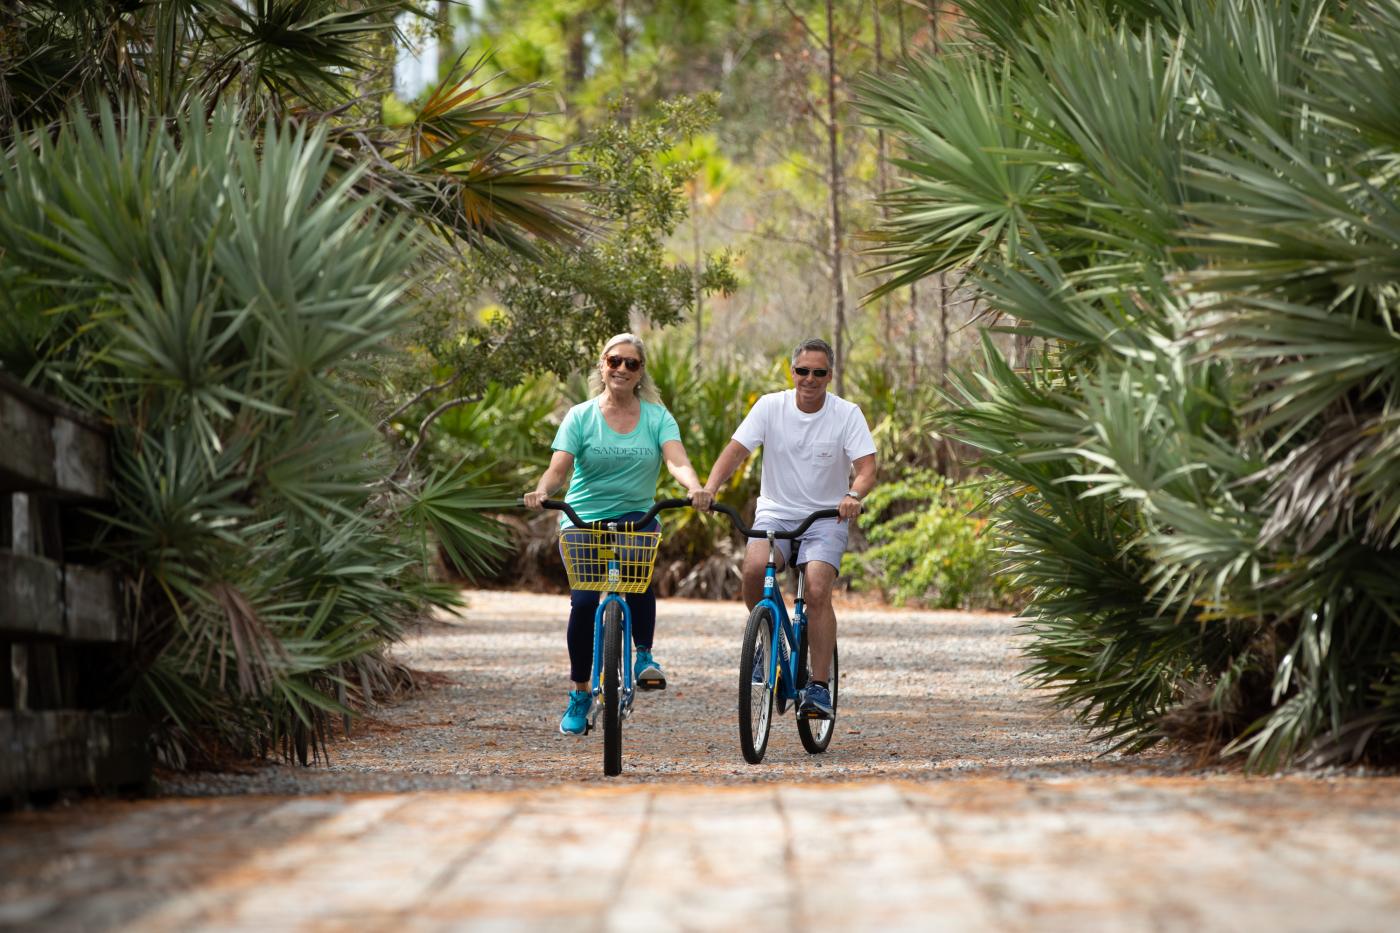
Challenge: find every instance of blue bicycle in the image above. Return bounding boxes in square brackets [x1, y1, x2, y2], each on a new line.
[524, 496, 691, 776]
[712, 503, 841, 763]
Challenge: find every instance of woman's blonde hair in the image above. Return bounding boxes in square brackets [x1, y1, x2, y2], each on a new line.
[588, 332, 662, 404]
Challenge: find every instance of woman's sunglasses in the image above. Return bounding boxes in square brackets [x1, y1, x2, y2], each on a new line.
[605, 355, 643, 372]
[793, 366, 829, 378]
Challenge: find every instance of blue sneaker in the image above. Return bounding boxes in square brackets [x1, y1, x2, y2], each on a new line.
[634, 648, 667, 690]
[559, 689, 592, 735]
[799, 681, 834, 720]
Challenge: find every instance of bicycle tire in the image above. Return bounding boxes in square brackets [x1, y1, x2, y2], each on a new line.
[602, 601, 624, 776]
[738, 603, 776, 764]
[796, 629, 838, 754]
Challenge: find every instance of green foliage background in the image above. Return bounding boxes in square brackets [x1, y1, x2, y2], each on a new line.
[846, 471, 1014, 610]
[861, 0, 1400, 769]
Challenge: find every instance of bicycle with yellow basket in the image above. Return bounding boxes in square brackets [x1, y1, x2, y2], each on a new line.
[519, 496, 692, 776]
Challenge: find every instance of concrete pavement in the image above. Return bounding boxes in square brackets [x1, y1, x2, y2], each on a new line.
[5, 776, 1399, 931]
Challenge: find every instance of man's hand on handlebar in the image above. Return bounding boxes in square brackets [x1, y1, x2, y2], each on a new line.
[837, 494, 863, 523]
[687, 488, 714, 511]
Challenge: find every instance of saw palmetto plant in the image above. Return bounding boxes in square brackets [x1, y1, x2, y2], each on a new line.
[1, 1, 590, 255]
[0, 1, 586, 764]
[860, 0, 1400, 769]
[0, 105, 480, 763]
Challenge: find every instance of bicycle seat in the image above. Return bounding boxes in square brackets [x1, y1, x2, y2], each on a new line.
[789, 537, 802, 569]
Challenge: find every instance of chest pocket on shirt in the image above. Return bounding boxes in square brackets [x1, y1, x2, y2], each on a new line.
[808, 442, 839, 465]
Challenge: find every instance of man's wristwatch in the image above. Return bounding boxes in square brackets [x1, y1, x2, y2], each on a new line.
[845, 489, 862, 501]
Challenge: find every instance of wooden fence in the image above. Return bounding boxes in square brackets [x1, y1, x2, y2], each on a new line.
[1, 374, 150, 800]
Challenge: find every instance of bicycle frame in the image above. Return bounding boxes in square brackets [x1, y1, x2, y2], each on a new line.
[755, 532, 806, 707]
[712, 503, 840, 704]
[589, 533, 635, 726]
[521, 496, 690, 735]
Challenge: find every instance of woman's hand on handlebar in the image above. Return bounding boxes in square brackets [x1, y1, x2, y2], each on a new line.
[687, 487, 714, 511]
[523, 490, 548, 509]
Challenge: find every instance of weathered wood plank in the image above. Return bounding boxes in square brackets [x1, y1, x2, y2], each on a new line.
[0, 374, 109, 499]
[0, 710, 150, 796]
[0, 550, 64, 638]
[63, 565, 123, 642]
[0, 390, 56, 492]
[0, 713, 20, 793]
[51, 418, 108, 500]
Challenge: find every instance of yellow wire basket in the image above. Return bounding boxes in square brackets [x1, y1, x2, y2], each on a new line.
[559, 526, 663, 593]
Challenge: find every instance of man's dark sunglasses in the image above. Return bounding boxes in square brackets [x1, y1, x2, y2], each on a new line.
[793, 366, 829, 378]
[605, 355, 643, 372]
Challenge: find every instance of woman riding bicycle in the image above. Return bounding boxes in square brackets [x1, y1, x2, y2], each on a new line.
[701, 337, 877, 720]
[524, 333, 712, 735]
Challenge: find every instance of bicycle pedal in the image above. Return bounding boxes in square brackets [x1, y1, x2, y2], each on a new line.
[637, 676, 666, 691]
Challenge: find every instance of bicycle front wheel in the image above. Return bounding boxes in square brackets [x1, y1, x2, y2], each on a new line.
[738, 604, 776, 764]
[602, 601, 624, 776]
[796, 633, 838, 754]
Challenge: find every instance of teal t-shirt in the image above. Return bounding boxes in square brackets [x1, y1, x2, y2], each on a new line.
[553, 398, 682, 525]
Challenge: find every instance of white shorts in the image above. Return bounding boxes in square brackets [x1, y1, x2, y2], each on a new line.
[751, 508, 851, 574]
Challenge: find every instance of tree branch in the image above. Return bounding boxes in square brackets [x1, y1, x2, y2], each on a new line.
[745, 222, 828, 256]
[393, 392, 484, 479]
[779, 0, 827, 48]
[378, 369, 463, 429]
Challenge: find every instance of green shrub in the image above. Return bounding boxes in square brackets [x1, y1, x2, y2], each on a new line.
[427, 375, 562, 490]
[846, 470, 1016, 609]
[861, 0, 1400, 768]
[0, 105, 477, 765]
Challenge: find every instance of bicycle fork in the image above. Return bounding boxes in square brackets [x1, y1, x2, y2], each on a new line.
[590, 592, 635, 728]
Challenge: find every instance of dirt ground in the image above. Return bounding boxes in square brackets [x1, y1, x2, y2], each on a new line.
[156, 588, 1186, 794]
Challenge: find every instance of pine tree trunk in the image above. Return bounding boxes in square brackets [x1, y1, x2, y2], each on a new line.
[565, 18, 587, 91]
[692, 183, 703, 367]
[617, 0, 631, 73]
[357, 9, 397, 124]
[873, 0, 893, 355]
[897, 0, 919, 387]
[824, 0, 847, 393]
[437, 1, 454, 76]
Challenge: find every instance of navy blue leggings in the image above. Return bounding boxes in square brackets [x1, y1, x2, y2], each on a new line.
[567, 587, 656, 683]
[562, 512, 659, 683]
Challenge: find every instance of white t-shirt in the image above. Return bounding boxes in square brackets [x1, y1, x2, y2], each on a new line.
[732, 389, 877, 520]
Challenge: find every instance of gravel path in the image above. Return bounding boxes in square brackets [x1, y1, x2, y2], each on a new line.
[10, 590, 1400, 932]
[158, 589, 1179, 795]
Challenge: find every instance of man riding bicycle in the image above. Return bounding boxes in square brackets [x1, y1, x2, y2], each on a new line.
[701, 337, 877, 720]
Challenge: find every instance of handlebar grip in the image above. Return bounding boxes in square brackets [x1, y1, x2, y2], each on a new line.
[521, 497, 586, 527]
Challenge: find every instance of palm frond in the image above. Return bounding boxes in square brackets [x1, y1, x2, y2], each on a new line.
[864, 0, 1400, 769]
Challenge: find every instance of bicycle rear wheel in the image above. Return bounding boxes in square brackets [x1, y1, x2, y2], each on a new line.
[602, 601, 624, 776]
[738, 604, 776, 764]
[796, 631, 838, 754]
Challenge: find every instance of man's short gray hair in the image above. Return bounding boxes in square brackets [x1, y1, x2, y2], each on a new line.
[790, 337, 834, 368]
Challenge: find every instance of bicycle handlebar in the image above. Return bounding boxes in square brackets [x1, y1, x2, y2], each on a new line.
[516, 496, 693, 530]
[710, 502, 841, 539]
[515, 497, 841, 538]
